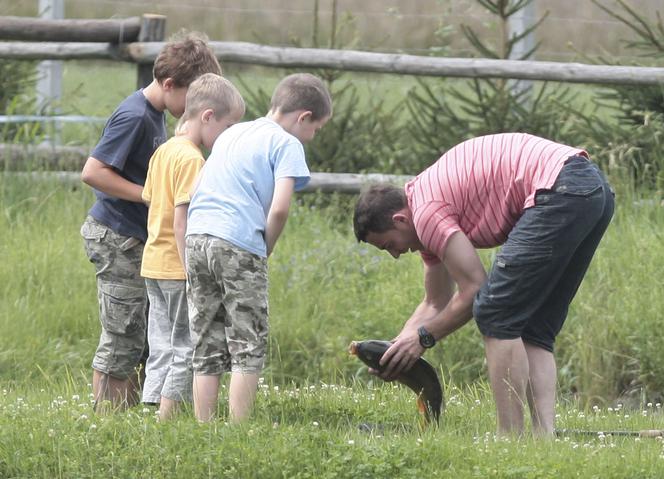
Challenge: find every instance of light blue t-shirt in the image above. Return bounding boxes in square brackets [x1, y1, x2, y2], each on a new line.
[187, 117, 310, 257]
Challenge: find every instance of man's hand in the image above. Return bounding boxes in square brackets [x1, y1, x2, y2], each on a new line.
[374, 329, 425, 380]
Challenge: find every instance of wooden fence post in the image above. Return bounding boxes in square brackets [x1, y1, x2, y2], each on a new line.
[136, 14, 166, 89]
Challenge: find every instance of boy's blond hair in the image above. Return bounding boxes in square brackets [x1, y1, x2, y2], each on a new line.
[175, 74, 245, 134]
[270, 73, 332, 121]
[153, 30, 222, 87]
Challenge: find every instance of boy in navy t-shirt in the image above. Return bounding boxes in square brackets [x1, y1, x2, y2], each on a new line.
[80, 31, 221, 411]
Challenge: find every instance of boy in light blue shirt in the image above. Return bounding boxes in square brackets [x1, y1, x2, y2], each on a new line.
[185, 73, 332, 422]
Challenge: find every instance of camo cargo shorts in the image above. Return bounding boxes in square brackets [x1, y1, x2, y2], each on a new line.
[186, 234, 268, 375]
[81, 216, 147, 379]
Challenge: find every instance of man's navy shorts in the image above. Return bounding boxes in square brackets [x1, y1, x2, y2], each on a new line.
[472, 156, 615, 352]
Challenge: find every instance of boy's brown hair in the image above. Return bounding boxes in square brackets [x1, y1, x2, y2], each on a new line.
[153, 30, 222, 87]
[181, 73, 245, 122]
[270, 73, 332, 121]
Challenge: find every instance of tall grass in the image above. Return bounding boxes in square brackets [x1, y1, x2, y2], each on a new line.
[1, 174, 663, 404]
[1, 175, 664, 476]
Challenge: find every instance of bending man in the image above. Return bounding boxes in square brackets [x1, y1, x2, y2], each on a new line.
[353, 133, 614, 436]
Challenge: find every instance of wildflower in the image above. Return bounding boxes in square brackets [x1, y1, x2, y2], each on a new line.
[312, 421, 319, 427]
[79, 414, 88, 421]
[89, 424, 97, 430]
[141, 407, 150, 414]
[72, 395, 80, 401]
[348, 440, 355, 445]
[47, 429, 55, 437]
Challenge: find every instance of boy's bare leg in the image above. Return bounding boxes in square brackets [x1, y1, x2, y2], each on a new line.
[484, 337, 529, 436]
[229, 373, 259, 423]
[158, 396, 179, 421]
[524, 342, 557, 436]
[193, 374, 220, 422]
[92, 369, 130, 411]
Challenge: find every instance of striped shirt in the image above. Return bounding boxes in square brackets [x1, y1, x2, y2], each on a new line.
[405, 133, 587, 264]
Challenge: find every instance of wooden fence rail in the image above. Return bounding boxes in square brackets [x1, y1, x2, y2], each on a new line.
[0, 144, 412, 193]
[0, 15, 143, 43]
[1, 40, 664, 86]
[1, 171, 412, 195]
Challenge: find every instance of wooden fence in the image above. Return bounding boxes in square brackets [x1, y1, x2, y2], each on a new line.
[2, 14, 664, 193]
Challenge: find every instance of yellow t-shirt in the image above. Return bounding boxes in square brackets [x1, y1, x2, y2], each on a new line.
[141, 136, 204, 279]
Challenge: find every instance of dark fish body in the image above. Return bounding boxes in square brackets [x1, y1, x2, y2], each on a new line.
[349, 339, 444, 424]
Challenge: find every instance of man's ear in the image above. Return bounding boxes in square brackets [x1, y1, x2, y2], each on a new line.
[392, 211, 409, 225]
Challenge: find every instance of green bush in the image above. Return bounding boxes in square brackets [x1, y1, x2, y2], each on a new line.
[0, 59, 41, 142]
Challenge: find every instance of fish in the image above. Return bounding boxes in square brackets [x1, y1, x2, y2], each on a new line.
[349, 339, 444, 424]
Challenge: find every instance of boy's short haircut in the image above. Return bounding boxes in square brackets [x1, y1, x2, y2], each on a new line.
[181, 73, 245, 122]
[153, 30, 222, 87]
[270, 73, 332, 121]
[353, 183, 407, 242]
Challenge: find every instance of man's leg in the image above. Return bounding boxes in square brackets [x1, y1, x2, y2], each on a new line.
[228, 373, 259, 423]
[524, 342, 557, 436]
[193, 374, 220, 422]
[483, 336, 530, 436]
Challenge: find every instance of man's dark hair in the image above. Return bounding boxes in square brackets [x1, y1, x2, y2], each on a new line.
[353, 183, 407, 242]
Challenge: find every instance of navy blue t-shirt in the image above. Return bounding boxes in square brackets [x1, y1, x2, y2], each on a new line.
[87, 90, 166, 242]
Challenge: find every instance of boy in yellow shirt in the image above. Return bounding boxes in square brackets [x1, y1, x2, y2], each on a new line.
[140, 73, 245, 420]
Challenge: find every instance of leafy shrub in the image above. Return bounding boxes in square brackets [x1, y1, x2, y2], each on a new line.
[0, 59, 41, 142]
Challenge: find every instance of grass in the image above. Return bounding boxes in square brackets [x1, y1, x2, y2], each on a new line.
[1, 170, 664, 476]
[1, 380, 664, 478]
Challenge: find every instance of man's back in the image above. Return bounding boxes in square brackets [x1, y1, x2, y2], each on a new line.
[406, 133, 586, 257]
[187, 117, 310, 257]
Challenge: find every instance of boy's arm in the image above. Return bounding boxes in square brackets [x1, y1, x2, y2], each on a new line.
[174, 203, 189, 268]
[265, 177, 296, 257]
[81, 156, 144, 203]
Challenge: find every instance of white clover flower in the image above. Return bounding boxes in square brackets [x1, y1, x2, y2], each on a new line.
[89, 424, 97, 430]
[347, 440, 355, 445]
[312, 421, 319, 427]
[72, 395, 80, 401]
[47, 429, 55, 437]
[141, 407, 150, 414]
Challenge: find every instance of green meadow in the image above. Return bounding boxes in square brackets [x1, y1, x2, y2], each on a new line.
[1, 174, 664, 477]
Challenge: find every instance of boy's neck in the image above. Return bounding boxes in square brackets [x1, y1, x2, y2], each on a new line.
[266, 109, 296, 132]
[142, 79, 166, 112]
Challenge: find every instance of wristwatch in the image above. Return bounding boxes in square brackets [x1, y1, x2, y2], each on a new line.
[417, 326, 436, 349]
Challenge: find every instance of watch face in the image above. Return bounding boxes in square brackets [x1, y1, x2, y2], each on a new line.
[418, 327, 435, 348]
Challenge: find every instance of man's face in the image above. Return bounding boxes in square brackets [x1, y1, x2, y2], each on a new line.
[365, 222, 421, 259]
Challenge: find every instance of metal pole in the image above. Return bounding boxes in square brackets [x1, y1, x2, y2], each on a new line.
[507, 0, 536, 105]
[37, 0, 64, 145]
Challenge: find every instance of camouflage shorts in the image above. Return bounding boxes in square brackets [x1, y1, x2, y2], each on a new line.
[81, 216, 147, 379]
[186, 234, 268, 375]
